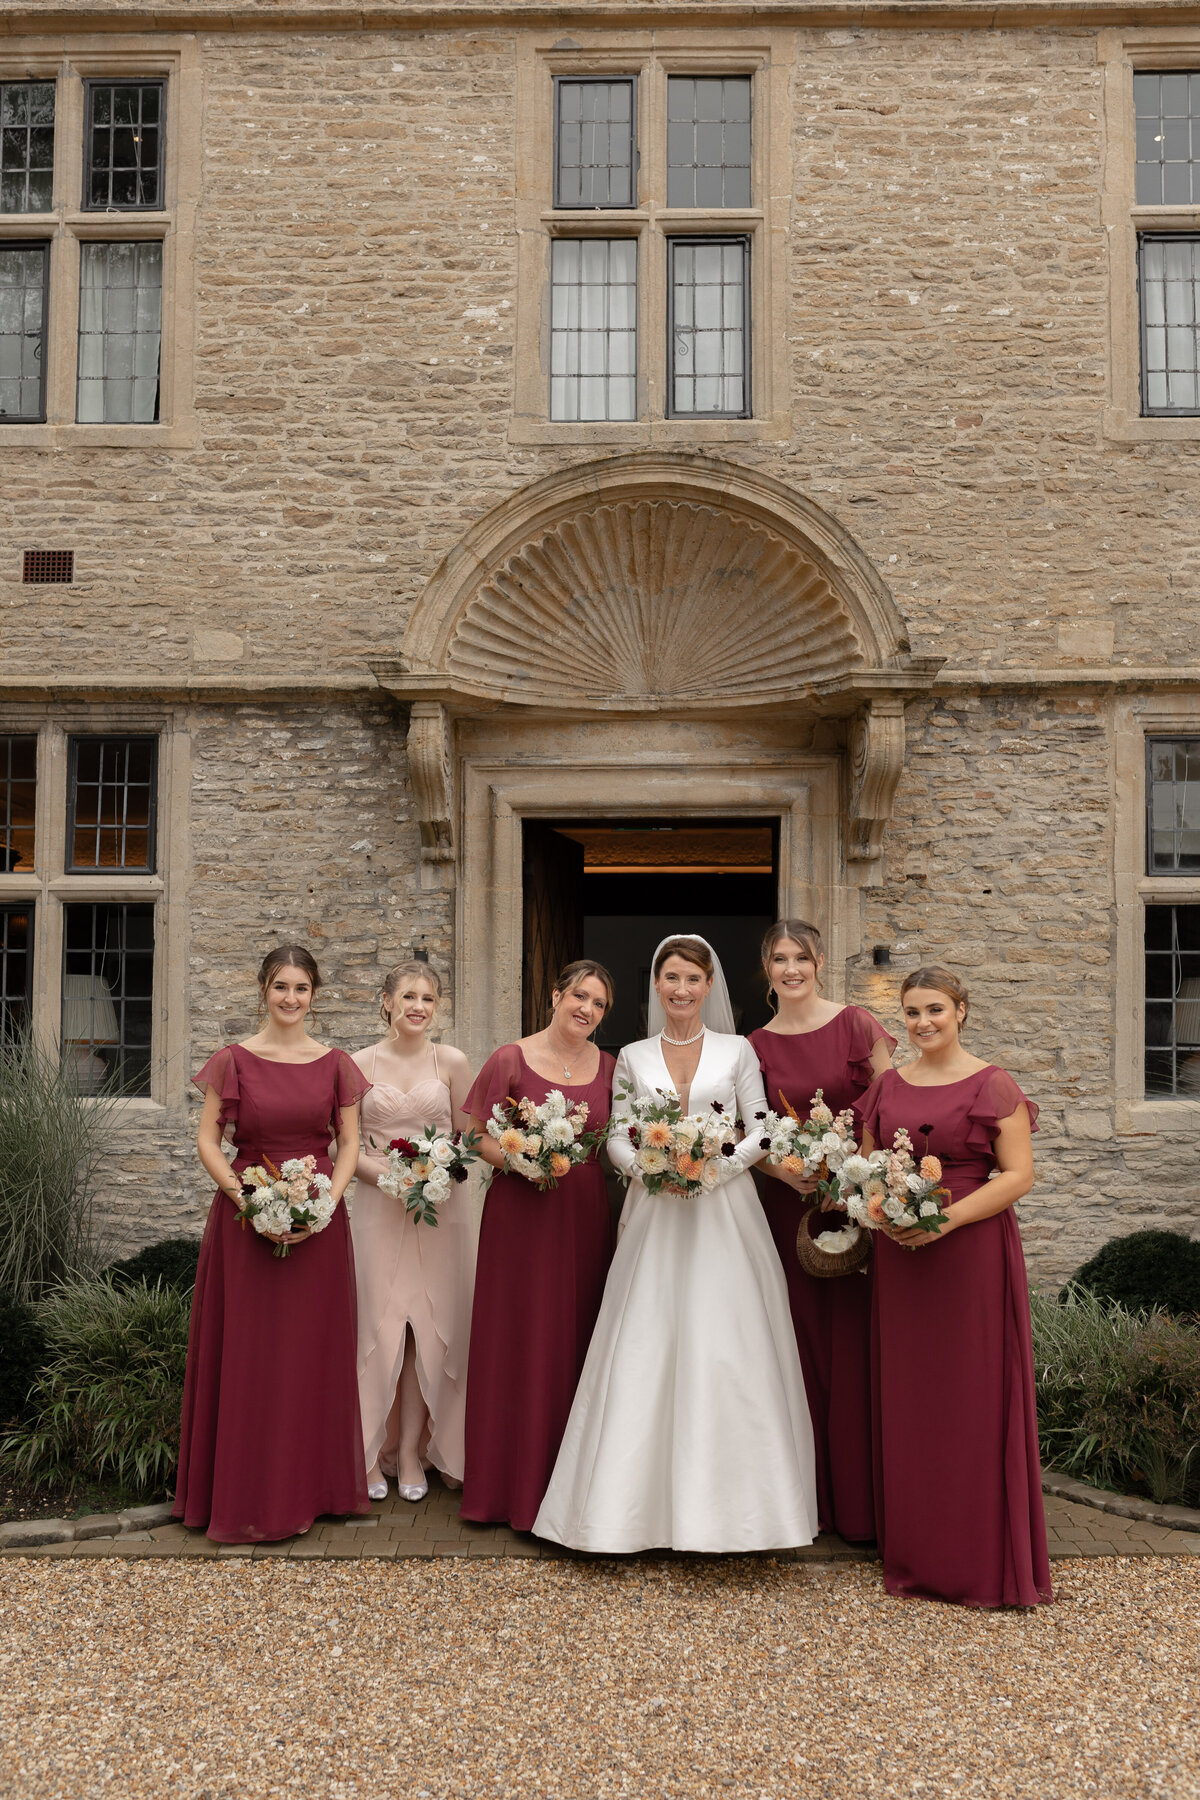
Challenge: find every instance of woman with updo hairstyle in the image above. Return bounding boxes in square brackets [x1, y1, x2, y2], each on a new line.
[175, 945, 372, 1543]
[857, 966, 1050, 1608]
[461, 959, 617, 1531]
[747, 920, 895, 1545]
[350, 960, 475, 1503]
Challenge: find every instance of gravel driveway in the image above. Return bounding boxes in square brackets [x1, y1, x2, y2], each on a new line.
[2, 1556, 1196, 1798]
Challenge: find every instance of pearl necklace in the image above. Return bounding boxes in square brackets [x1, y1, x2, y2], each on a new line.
[660, 1025, 705, 1047]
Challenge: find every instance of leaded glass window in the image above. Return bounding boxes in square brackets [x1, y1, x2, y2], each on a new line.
[0, 81, 55, 213]
[61, 902, 154, 1096]
[1148, 737, 1200, 871]
[0, 243, 48, 422]
[0, 906, 33, 1043]
[554, 78, 636, 209]
[666, 77, 751, 209]
[668, 237, 748, 417]
[83, 81, 164, 210]
[1135, 70, 1200, 206]
[1139, 235, 1200, 415]
[550, 238, 637, 421]
[76, 241, 162, 424]
[1, 736, 36, 871]
[67, 736, 157, 872]
[1145, 905, 1200, 1097]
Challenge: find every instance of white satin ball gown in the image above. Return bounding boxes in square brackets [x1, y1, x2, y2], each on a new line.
[533, 1030, 819, 1554]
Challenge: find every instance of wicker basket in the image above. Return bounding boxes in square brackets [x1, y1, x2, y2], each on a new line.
[795, 1203, 871, 1279]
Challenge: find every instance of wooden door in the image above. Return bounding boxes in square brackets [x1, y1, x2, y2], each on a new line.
[521, 822, 584, 1035]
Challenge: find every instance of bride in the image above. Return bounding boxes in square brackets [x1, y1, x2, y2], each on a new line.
[533, 934, 819, 1554]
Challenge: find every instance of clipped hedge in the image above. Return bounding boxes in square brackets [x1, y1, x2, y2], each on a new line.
[105, 1236, 201, 1295]
[1070, 1228, 1200, 1321]
[1032, 1284, 1200, 1509]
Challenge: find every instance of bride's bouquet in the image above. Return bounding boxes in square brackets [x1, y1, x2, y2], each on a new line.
[617, 1084, 739, 1197]
[374, 1125, 479, 1227]
[838, 1128, 951, 1234]
[237, 1155, 338, 1258]
[753, 1089, 857, 1192]
[487, 1090, 603, 1189]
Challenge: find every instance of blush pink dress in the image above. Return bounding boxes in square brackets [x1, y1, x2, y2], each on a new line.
[175, 1045, 372, 1544]
[351, 1043, 473, 1483]
[749, 1007, 896, 1543]
[858, 1065, 1052, 1609]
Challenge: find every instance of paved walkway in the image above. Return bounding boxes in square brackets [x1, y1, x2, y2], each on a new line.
[4, 1473, 1199, 1560]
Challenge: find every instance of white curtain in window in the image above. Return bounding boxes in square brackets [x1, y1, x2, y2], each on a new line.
[77, 241, 162, 423]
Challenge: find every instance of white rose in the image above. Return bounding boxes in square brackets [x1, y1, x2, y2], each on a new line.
[427, 1137, 456, 1167]
[919, 1199, 939, 1218]
[883, 1197, 908, 1223]
[673, 1121, 698, 1149]
[820, 1132, 843, 1156]
[424, 1167, 452, 1203]
[905, 1172, 925, 1195]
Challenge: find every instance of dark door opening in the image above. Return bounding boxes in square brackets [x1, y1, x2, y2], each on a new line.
[521, 819, 779, 1054]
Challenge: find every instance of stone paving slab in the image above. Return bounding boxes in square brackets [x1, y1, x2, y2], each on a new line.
[4, 1475, 1198, 1561]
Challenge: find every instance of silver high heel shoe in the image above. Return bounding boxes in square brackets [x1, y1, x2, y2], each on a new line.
[367, 1473, 389, 1502]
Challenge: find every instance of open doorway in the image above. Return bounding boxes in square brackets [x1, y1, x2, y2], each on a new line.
[521, 819, 779, 1054]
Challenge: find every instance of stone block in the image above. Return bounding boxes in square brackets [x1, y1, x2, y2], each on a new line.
[119, 1503, 176, 1533]
[0, 1520, 74, 1549]
[73, 1514, 123, 1541]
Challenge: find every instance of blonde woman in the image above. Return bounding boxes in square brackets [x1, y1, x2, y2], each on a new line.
[351, 961, 474, 1502]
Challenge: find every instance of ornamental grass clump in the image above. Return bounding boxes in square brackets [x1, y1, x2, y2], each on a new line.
[1031, 1283, 1200, 1508]
[0, 1037, 116, 1302]
[1, 1275, 191, 1498]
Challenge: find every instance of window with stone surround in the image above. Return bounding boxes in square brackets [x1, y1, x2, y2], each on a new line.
[0, 715, 182, 1103]
[1102, 32, 1200, 440]
[1142, 738, 1200, 1098]
[513, 33, 790, 444]
[0, 39, 196, 446]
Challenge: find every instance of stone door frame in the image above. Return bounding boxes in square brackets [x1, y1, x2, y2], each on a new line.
[455, 729, 842, 1070]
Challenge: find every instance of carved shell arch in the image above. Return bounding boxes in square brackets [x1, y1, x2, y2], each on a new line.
[403, 454, 912, 709]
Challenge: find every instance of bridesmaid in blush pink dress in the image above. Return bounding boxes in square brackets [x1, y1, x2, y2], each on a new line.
[858, 965, 1051, 1609]
[747, 920, 894, 1544]
[462, 959, 616, 1532]
[175, 946, 371, 1544]
[351, 960, 475, 1503]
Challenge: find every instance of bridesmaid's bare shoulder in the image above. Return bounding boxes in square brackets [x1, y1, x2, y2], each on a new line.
[434, 1041, 471, 1074]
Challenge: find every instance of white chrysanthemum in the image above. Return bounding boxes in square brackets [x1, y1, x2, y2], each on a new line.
[542, 1117, 574, 1148]
[542, 1090, 569, 1119]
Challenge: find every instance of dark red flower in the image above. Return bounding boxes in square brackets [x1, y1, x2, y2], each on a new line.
[389, 1137, 418, 1157]
[450, 1164, 469, 1183]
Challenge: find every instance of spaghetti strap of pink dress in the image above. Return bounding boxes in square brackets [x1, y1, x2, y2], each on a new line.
[748, 1006, 896, 1543]
[174, 1045, 371, 1544]
[351, 1042, 474, 1482]
[859, 1064, 1052, 1608]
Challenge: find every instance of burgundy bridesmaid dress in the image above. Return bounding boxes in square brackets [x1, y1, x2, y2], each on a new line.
[748, 1008, 895, 1543]
[174, 1045, 372, 1543]
[461, 1045, 615, 1531]
[858, 1065, 1052, 1608]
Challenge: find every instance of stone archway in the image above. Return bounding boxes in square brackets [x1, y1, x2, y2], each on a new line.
[371, 452, 940, 1060]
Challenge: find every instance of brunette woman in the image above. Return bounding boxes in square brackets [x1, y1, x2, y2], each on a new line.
[461, 961, 617, 1531]
[351, 961, 474, 1503]
[176, 946, 371, 1543]
[858, 967, 1050, 1608]
[747, 921, 895, 1543]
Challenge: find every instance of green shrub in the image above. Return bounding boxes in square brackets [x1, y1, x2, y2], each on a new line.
[1032, 1284, 1200, 1508]
[1, 1276, 191, 1498]
[0, 1038, 117, 1301]
[105, 1237, 201, 1295]
[0, 1291, 48, 1429]
[1070, 1228, 1200, 1320]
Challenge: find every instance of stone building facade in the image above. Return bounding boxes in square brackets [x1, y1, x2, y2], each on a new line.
[2, 1, 1199, 1279]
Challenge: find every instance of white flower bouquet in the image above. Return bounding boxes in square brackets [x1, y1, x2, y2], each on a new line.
[374, 1125, 479, 1227]
[487, 1089, 604, 1189]
[616, 1084, 739, 1197]
[838, 1128, 951, 1235]
[237, 1154, 338, 1258]
[752, 1089, 857, 1191]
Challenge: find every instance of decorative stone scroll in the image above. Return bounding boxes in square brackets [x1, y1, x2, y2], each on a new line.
[406, 701, 455, 885]
[846, 698, 906, 863]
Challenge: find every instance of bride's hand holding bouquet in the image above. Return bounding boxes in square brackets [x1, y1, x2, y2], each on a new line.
[618, 1084, 739, 1198]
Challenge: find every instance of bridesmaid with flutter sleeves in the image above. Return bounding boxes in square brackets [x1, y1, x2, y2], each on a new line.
[175, 945, 371, 1544]
[857, 965, 1051, 1608]
[350, 960, 475, 1504]
[747, 920, 895, 1544]
[461, 960, 617, 1532]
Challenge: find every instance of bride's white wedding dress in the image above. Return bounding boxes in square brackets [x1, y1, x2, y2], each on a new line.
[533, 1028, 819, 1554]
